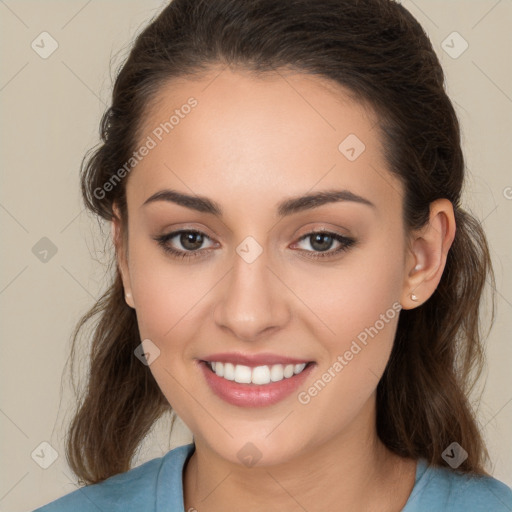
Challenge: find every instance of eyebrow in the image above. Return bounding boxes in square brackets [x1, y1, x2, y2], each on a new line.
[142, 188, 376, 217]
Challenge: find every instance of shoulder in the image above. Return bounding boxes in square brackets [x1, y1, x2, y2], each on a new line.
[403, 459, 512, 512]
[31, 443, 195, 512]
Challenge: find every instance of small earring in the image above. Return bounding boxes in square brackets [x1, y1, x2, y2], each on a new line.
[410, 293, 419, 302]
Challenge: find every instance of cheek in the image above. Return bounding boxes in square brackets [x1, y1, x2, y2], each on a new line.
[129, 224, 404, 356]
[293, 278, 402, 437]
[298, 239, 403, 349]
[130, 262, 205, 342]
[127, 237, 188, 338]
[296, 235, 404, 393]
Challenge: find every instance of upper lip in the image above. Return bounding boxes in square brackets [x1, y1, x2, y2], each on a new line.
[200, 352, 314, 367]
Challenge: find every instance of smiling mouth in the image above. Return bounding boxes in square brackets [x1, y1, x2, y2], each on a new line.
[201, 360, 315, 386]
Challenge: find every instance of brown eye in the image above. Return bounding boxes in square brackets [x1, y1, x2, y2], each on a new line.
[153, 229, 356, 261]
[153, 230, 215, 260]
[179, 231, 205, 251]
[294, 231, 356, 259]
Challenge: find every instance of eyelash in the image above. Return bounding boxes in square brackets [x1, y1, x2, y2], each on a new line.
[153, 229, 356, 261]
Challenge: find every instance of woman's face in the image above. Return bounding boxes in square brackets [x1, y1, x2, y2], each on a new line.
[116, 67, 416, 467]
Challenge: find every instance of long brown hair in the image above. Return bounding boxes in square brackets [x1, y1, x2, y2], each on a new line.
[65, 0, 496, 485]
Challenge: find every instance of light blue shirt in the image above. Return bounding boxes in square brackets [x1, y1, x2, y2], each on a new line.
[33, 442, 512, 511]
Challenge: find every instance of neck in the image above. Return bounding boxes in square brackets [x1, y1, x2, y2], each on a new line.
[183, 396, 417, 512]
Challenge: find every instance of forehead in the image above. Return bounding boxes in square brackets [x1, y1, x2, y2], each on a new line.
[127, 66, 402, 218]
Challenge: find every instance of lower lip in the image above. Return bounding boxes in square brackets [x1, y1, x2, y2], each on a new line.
[198, 360, 315, 407]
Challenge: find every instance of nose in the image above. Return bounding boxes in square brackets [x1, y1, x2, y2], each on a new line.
[212, 246, 291, 342]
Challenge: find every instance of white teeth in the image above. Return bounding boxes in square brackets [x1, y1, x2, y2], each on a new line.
[252, 365, 271, 385]
[234, 365, 252, 384]
[270, 364, 284, 382]
[208, 361, 309, 385]
[223, 362, 235, 381]
[283, 364, 294, 378]
[294, 363, 306, 374]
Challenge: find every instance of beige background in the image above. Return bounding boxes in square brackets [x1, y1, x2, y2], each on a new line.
[0, 1, 511, 510]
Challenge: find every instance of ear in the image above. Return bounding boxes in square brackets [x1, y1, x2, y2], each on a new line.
[112, 204, 135, 309]
[400, 198, 456, 310]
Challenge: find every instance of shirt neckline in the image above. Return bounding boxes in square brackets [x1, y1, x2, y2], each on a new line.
[156, 442, 195, 511]
[401, 457, 433, 510]
[157, 443, 431, 512]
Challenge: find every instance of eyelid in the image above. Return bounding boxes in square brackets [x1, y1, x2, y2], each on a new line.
[154, 225, 356, 261]
[291, 230, 355, 257]
[294, 222, 352, 238]
[157, 228, 217, 250]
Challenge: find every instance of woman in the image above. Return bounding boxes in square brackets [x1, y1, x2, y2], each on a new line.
[34, 0, 512, 510]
